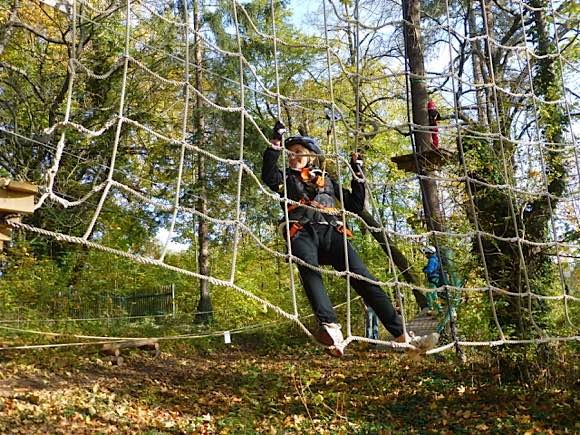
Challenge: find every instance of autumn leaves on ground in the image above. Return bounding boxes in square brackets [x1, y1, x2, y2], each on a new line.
[0, 338, 577, 434]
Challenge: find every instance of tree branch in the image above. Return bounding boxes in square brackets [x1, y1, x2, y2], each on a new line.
[11, 20, 66, 45]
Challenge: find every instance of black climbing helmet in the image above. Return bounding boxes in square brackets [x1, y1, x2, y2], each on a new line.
[284, 136, 323, 157]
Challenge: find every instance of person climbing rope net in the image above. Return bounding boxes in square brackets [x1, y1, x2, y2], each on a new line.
[261, 121, 439, 357]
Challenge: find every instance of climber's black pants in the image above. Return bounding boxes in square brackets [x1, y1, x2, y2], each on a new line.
[290, 223, 404, 338]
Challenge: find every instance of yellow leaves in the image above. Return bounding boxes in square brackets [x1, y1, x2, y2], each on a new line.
[163, 419, 176, 428]
[0, 348, 577, 433]
[283, 414, 306, 428]
[115, 403, 127, 416]
[461, 409, 472, 419]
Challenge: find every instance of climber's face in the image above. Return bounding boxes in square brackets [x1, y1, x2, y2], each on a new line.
[288, 144, 314, 169]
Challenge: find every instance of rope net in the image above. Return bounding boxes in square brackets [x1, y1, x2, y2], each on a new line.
[0, 0, 578, 353]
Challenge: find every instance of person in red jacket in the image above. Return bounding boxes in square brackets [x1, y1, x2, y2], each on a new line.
[427, 100, 440, 149]
[261, 121, 439, 357]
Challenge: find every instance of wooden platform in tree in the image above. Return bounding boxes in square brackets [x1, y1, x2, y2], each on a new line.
[391, 148, 454, 173]
[0, 178, 38, 214]
[0, 215, 22, 250]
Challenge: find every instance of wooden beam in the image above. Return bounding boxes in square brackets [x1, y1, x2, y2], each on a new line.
[0, 179, 37, 214]
[0, 189, 35, 214]
[391, 149, 454, 173]
[0, 225, 12, 242]
[4, 180, 38, 194]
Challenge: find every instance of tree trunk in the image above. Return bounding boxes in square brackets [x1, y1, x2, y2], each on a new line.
[467, 1, 488, 126]
[402, 0, 462, 354]
[402, 0, 444, 233]
[192, 0, 212, 324]
[359, 209, 428, 308]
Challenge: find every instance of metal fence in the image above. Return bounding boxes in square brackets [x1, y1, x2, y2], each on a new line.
[53, 284, 177, 320]
[112, 286, 176, 317]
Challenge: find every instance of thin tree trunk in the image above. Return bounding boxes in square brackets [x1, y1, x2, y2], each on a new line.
[192, 0, 212, 324]
[402, 0, 444, 232]
[467, 1, 487, 126]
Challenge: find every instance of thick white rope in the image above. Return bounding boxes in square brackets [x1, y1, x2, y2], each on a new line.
[443, 0, 505, 340]
[82, 0, 132, 240]
[481, 0, 550, 337]
[35, 0, 78, 211]
[228, 0, 247, 285]
[160, 1, 191, 262]
[5, 0, 578, 352]
[322, 0, 355, 340]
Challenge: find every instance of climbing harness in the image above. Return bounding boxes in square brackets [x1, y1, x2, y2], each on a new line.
[279, 197, 353, 241]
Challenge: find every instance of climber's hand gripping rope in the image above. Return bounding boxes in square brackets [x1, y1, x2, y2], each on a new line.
[272, 121, 286, 142]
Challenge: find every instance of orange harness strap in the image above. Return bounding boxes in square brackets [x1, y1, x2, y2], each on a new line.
[288, 222, 303, 239]
[336, 224, 353, 238]
[286, 198, 339, 215]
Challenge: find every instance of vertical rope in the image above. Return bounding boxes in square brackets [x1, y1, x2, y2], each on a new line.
[546, 0, 579, 328]
[160, 0, 191, 262]
[515, 0, 576, 329]
[270, 0, 299, 317]
[480, 0, 544, 337]
[229, 0, 246, 283]
[83, 0, 132, 239]
[322, 0, 355, 338]
[400, 0, 428, 342]
[349, 0, 414, 342]
[35, 0, 78, 211]
[443, 0, 505, 342]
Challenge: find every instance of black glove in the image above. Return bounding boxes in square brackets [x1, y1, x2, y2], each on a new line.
[272, 121, 286, 141]
[350, 152, 364, 175]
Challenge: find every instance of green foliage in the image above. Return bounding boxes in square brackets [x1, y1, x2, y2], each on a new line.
[0, 0, 575, 355]
[0, 241, 65, 316]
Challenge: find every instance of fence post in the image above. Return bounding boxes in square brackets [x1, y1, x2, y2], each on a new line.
[171, 283, 176, 318]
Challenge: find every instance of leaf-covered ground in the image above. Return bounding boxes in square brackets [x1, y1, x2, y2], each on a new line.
[0, 340, 577, 434]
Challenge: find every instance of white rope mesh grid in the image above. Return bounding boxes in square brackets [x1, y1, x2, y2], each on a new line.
[0, 0, 578, 353]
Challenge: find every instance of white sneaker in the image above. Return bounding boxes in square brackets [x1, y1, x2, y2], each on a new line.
[314, 323, 345, 358]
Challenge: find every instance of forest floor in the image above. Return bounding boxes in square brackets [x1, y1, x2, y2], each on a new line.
[0, 337, 577, 434]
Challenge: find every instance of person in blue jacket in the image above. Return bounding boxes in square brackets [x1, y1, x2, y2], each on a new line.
[423, 245, 445, 287]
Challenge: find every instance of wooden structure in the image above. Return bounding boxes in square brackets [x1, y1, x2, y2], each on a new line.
[391, 148, 454, 173]
[0, 178, 38, 249]
[101, 339, 160, 366]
